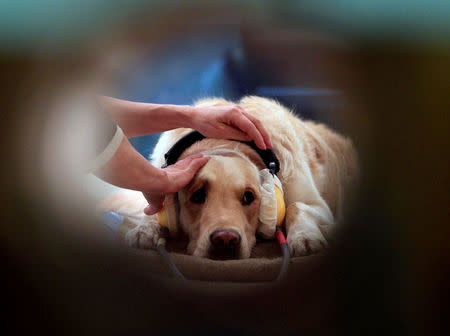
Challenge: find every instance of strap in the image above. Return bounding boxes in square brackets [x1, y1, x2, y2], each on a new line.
[162, 131, 280, 174]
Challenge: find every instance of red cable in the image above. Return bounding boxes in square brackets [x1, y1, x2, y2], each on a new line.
[275, 227, 287, 245]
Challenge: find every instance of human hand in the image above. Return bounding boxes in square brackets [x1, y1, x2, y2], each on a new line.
[143, 154, 210, 215]
[191, 105, 272, 150]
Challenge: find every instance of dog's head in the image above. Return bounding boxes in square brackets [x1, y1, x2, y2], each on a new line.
[177, 151, 262, 259]
[157, 135, 285, 260]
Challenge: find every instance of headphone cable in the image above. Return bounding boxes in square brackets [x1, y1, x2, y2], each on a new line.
[157, 227, 187, 281]
[275, 227, 290, 281]
[100, 211, 289, 282]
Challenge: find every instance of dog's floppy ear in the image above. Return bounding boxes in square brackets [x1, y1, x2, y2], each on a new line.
[258, 169, 286, 238]
[156, 193, 179, 237]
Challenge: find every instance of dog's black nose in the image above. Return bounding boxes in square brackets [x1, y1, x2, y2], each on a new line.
[210, 229, 241, 248]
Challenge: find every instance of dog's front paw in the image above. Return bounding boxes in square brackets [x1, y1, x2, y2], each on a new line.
[125, 221, 161, 249]
[287, 229, 328, 257]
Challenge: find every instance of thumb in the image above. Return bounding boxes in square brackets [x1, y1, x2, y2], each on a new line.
[185, 156, 210, 175]
[143, 192, 165, 215]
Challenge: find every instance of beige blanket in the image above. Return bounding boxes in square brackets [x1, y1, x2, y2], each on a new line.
[115, 218, 321, 282]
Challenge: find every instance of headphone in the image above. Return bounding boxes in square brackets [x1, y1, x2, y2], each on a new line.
[154, 131, 286, 239]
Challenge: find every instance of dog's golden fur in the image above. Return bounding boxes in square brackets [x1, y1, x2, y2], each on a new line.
[99, 96, 358, 258]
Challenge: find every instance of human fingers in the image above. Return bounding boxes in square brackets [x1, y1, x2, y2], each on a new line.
[241, 111, 272, 149]
[170, 153, 203, 170]
[183, 156, 210, 176]
[217, 125, 252, 142]
[166, 156, 210, 192]
[228, 109, 266, 149]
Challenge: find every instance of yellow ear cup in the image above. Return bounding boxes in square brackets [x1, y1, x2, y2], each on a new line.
[274, 184, 286, 227]
[155, 194, 179, 237]
[156, 206, 168, 228]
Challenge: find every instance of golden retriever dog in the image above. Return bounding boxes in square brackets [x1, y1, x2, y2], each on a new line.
[99, 96, 358, 259]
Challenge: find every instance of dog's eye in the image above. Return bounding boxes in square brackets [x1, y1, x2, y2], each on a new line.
[190, 187, 206, 204]
[241, 191, 255, 205]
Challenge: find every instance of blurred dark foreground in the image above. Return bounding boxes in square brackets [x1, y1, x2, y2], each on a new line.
[1, 2, 449, 335]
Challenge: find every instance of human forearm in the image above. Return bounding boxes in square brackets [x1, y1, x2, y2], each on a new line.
[92, 135, 169, 192]
[97, 95, 272, 150]
[98, 96, 196, 137]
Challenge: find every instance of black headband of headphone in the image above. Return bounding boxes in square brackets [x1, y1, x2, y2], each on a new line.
[161, 130, 280, 175]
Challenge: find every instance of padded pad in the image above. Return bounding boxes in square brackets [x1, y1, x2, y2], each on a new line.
[116, 218, 322, 282]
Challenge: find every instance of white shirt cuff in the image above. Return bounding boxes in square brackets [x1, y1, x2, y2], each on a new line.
[88, 125, 124, 172]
